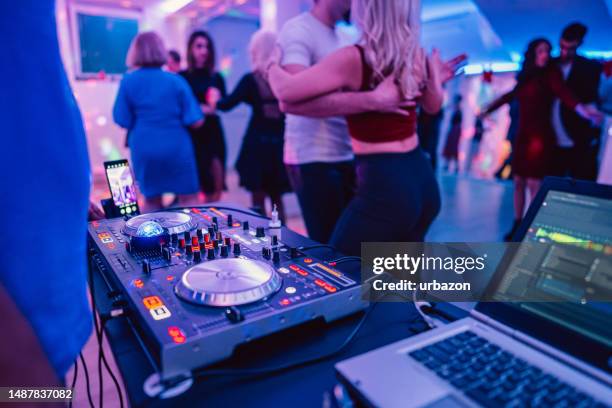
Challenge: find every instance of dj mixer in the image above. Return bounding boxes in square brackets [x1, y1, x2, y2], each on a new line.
[88, 206, 366, 382]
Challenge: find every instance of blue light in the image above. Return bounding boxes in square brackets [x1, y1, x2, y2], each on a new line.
[136, 221, 164, 238]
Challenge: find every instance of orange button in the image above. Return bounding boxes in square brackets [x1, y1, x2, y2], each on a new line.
[132, 279, 144, 288]
[173, 334, 186, 344]
[324, 284, 337, 293]
[143, 296, 163, 310]
[304, 258, 313, 264]
[166, 275, 175, 281]
[314, 279, 326, 287]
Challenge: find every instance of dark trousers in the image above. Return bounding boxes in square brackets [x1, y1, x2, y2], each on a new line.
[551, 145, 599, 181]
[329, 149, 441, 257]
[285, 160, 355, 244]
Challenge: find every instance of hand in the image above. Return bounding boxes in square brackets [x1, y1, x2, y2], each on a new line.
[201, 103, 216, 115]
[440, 54, 468, 83]
[576, 104, 604, 127]
[206, 87, 221, 108]
[88, 201, 105, 221]
[371, 76, 418, 116]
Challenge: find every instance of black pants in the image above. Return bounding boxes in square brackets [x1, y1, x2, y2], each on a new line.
[285, 160, 355, 244]
[329, 149, 441, 256]
[551, 145, 599, 181]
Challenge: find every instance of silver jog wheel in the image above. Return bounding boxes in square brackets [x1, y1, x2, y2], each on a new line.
[175, 258, 282, 307]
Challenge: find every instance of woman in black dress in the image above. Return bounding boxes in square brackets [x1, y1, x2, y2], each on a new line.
[216, 31, 290, 222]
[180, 31, 227, 202]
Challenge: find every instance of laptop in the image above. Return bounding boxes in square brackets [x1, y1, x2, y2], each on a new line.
[336, 178, 612, 408]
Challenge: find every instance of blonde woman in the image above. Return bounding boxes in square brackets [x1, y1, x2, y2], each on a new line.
[216, 30, 290, 222]
[268, 0, 445, 255]
[113, 32, 204, 212]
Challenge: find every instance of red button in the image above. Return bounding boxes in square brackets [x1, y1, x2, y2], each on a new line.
[296, 269, 308, 276]
[179, 238, 186, 248]
[133, 279, 144, 288]
[280, 299, 290, 306]
[192, 237, 199, 246]
[166, 275, 175, 281]
[167, 326, 181, 337]
[289, 264, 300, 271]
[314, 279, 326, 287]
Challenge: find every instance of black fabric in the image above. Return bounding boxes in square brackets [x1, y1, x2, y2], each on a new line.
[180, 70, 228, 193]
[417, 110, 444, 169]
[330, 149, 441, 256]
[285, 161, 355, 243]
[550, 145, 599, 181]
[217, 73, 290, 194]
[553, 56, 603, 148]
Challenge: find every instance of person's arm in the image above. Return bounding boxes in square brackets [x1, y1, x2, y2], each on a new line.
[112, 79, 134, 129]
[216, 74, 250, 112]
[280, 76, 416, 117]
[419, 49, 445, 114]
[268, 46, 362, 104]
[482, 89, 516, 116]
[179, 77, 205, 129]
[548, 67, 603, 125]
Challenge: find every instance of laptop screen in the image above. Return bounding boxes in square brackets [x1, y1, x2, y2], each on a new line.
[478, 183, 612, 373]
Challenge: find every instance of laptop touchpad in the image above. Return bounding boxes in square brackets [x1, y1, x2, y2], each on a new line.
[423, 395, 470, 408]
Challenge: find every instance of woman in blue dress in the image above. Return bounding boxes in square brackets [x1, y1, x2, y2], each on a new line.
[113, 32, 204, 212]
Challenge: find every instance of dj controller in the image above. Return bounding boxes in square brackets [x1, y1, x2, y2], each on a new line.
[88, 206, 366, 383]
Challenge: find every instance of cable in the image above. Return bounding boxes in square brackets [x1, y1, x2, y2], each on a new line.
[297, 244, 337, 252]
[98, 317, 125, 408]
[79, 352, 95, 408]
[88, 252, 125, 408]
[327, 256, 361, 265]
[191, 303, 378, 380]
[68, 359, 78, 408]
[193, 205, 271, 220]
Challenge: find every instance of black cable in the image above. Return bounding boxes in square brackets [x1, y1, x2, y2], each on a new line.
[192, 303, 377, 379]
[68, 359, 78, 408]
[328, 256, 361, 265]
[298, 244, 337, 252]
[193, 205, 271, 220]
[79, 352, 95, 408]
[98, 317, 125, 408]
[88, 252, 125, 408]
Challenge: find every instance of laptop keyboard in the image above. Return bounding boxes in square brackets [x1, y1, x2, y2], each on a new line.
[408, 331, 609, 408]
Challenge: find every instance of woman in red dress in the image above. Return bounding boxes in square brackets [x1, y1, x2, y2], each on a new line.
[482, 38, 597, 240]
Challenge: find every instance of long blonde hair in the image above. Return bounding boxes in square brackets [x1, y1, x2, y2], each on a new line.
[249, 30, 277, 74]
[352, 0, 427, 97]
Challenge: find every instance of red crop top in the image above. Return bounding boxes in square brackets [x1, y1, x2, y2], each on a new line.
[346, 45, 417, 143]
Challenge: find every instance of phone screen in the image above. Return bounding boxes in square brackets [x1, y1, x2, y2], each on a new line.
[104, 160, 139, 215]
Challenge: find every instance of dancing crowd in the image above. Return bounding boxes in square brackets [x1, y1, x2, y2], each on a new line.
[113, 2, 607, 251]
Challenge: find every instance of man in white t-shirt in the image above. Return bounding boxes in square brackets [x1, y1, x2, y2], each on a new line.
[277, 0, 404, 243]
